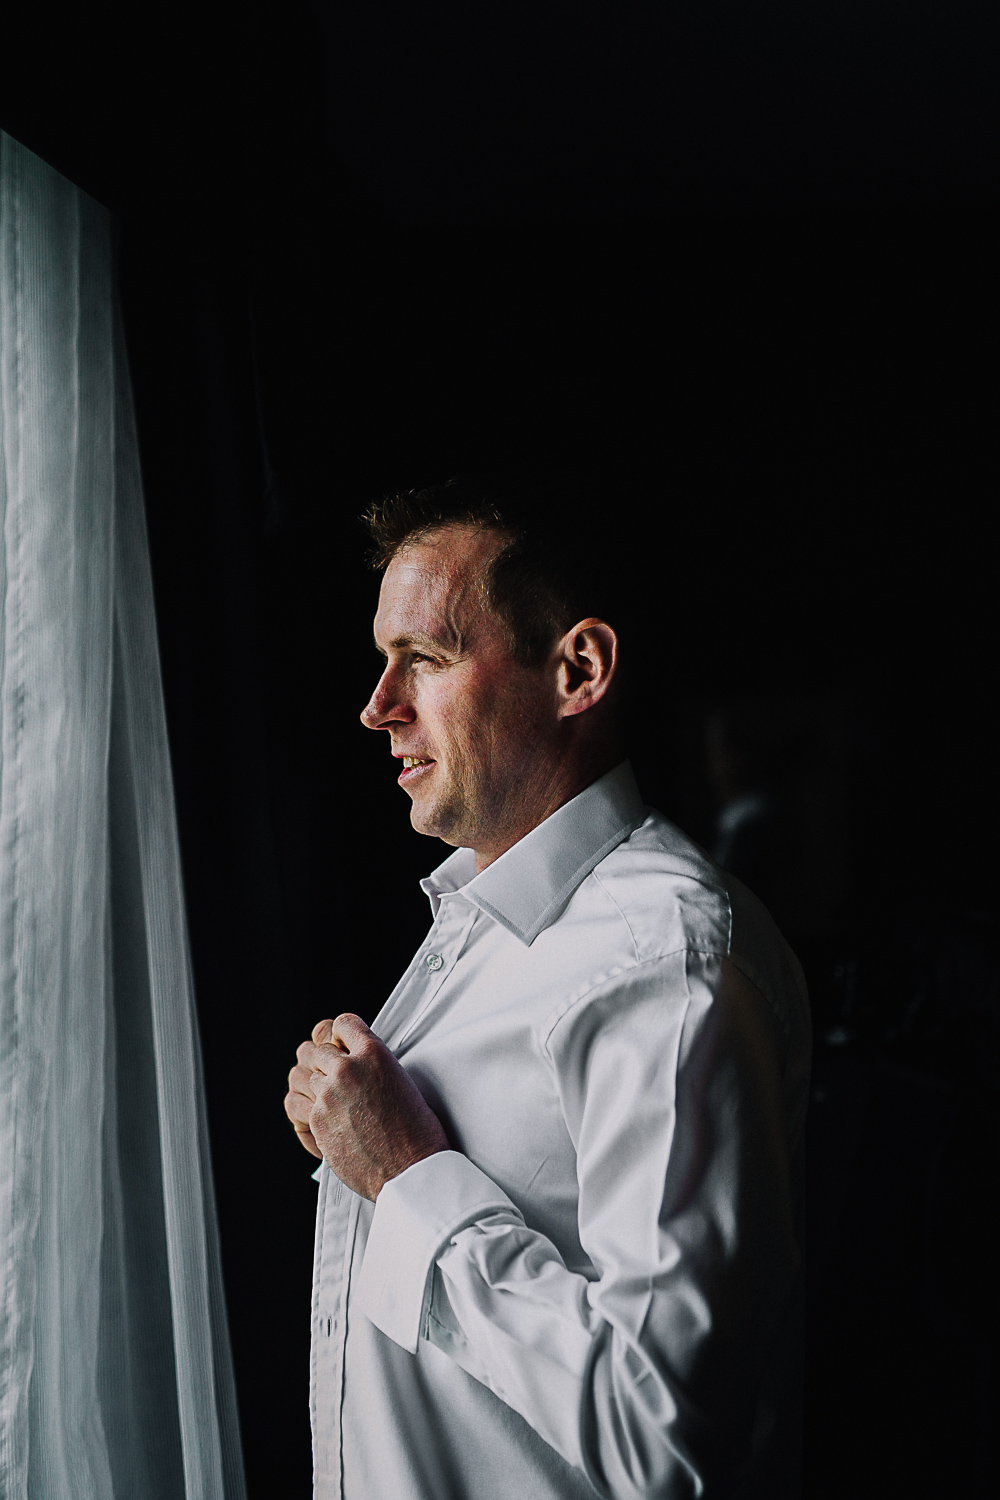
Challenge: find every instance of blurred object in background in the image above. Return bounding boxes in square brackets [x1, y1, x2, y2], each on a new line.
[682, 691, 999, 1496]
[703, 695, 850, 958]
[804, 906, 1000, 1499]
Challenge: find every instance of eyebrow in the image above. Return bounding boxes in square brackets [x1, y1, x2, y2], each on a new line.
[374, 631, 463, 656]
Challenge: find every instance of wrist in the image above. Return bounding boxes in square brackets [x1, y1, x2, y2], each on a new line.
[377, 1140, 448, 1197]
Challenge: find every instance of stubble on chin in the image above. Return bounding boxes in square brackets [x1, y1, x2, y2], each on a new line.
[408, 774, 464, 844]
[409, 761, 501, 851]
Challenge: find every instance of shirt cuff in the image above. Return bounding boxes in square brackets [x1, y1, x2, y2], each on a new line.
[355, 1150, 519, 1354]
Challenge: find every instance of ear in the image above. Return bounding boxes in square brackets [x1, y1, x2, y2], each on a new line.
[555, 618, 619, 719]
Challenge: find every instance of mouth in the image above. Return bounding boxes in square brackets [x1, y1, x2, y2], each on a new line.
[396, 755, 436, 788]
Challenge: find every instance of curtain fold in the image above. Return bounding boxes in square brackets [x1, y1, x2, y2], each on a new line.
[0, 132, 246, 1500]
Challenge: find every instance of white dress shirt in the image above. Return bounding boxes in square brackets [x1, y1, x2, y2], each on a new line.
[310, 761, 811, 1499]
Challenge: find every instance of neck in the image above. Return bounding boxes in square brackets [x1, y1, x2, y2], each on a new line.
[472, 739, 625, 873]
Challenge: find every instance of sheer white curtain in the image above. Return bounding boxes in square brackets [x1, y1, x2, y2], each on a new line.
[0, 133, 246, 1499]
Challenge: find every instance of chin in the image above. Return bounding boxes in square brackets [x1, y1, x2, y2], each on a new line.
[407, 794, 444, 839]
[411, 811, 454, 843]
[409, 790, 466, 846]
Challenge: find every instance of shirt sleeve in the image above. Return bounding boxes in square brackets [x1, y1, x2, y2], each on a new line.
[355, 950, 802, 1500]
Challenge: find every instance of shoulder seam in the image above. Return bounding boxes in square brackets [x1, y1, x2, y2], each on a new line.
[539, 946, 729, 1059]
[589, 866, 641, 965]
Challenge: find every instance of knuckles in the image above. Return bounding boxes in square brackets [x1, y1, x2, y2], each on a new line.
[296, 1016, 378, 1071]
[288, 1019, 395, 1131]
[332, 1011, 371, 1047]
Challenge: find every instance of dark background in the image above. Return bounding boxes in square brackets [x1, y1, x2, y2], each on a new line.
[3, 2, 998, 1495]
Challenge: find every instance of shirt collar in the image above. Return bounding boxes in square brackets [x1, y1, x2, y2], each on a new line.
[419, 759, 648, 946]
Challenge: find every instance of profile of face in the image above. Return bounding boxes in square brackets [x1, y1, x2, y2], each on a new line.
[360, 525, 618, 869]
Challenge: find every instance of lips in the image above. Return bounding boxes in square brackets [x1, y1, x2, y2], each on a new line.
[396, 754, 436, 787]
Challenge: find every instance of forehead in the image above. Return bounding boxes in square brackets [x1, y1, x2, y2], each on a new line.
[373, 526, 506, 647]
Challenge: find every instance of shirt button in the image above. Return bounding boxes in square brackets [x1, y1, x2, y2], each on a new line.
[424, 952, 444, 971]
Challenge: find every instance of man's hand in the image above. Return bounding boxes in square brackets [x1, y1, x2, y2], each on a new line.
[284, 1014, 448, 1200]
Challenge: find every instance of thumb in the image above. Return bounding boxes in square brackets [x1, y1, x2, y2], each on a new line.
[330, 1013, 374, 1054]
[312, 1018, 334, 1046]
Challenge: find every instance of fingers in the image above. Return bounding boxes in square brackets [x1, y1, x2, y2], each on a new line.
[284, 1078, 314, 1126]
[288, 1061, 317, 1100]
[297, 1036, 344, 1074]
[307, 1014, 371, 1054]
[287, 1022, 370, 1164]
[284, 1084, 323, 1157]
[297, 1040, 341, 1081]
[286, 1016, 382, 1170]
[329, 1013, 374, 1054]
[299, 1016, 374, 1077]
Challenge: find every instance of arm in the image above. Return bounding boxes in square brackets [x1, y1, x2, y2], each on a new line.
[356, 953, 802, 1500]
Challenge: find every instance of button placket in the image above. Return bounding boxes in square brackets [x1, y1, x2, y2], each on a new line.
[382, 899, 477, 1051]
[311, 1166, 355, 1489]
[370, 908, 451, 1044]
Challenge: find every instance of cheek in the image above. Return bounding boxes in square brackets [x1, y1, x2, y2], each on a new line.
[423, 662, 545, 768]
[424, 676, 495, 747]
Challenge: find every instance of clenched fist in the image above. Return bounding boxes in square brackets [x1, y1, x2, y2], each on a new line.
[284, 1014, 448, 1200]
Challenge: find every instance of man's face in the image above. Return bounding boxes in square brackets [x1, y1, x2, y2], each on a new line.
[361, 526, 558, 861]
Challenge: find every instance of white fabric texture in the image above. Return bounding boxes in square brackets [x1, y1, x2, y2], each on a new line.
[311, 760, 811, 1500]
[0, 132, 245, 1500]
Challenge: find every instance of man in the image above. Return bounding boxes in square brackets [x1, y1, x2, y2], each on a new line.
[284, 479, 811, 1499]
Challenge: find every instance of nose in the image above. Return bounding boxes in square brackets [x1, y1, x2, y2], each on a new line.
[360, 665, 415, 731]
